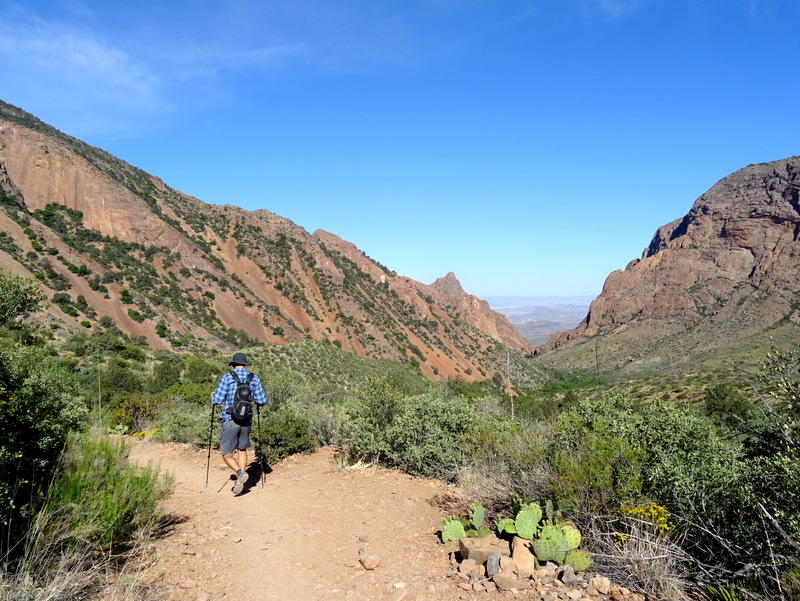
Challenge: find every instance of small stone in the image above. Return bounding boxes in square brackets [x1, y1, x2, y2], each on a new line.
[459, 558, 478, 574]
[484, 580, 497, 593]
[500, 555, 517, 573]
[458, 582, 473, 591]
[558, 564, 582, 586]
[589, 576, 611, 594]
[179, 579, 197, 589]
[473, 582, 485, 592]
[389, 589, 408, 601]
[358, 534, 369, 543]
[486, 552, 503, 578]
[567, 590, 583, 600]
[393, 582, 406, 589]
[459, 534, 509, 564]
[511, 537, 537, 578]
[493, 572, 524, 591]
[358, 548, 380, 570]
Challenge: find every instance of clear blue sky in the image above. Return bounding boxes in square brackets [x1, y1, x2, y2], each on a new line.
[2, 1, 798, 297]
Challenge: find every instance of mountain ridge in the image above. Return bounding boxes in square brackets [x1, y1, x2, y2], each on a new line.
[0, 99, 532, 383]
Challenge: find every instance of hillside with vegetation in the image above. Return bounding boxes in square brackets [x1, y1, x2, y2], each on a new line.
[2, 264, 799, 601]
[0, 99, 531, 386]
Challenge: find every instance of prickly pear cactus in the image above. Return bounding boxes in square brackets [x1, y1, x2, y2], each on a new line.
[564, 549, 591, 571]
[515, 503, 543, 540]
[561, 524, 581, 550]
[470, 502, 485, 530]
[533, 525, 568, 563]
[545, 499, 554, 523]
[496, 517, 516, 535]
[441, 517, 466, 542]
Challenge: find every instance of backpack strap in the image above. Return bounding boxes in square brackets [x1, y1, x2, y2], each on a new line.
[245, 373, 254, 384]
[230, 370, 242, 384]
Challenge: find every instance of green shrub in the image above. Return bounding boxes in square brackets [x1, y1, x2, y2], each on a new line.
[45, 431, 172, 546]
[0, 270, 45, 327]
[253, 407, 316, 465]
[155, 401, 215, 447]
[337, 388, 474, 480]
[107, 391, 162, 432]
[0, 346, 88, 530]
[101, 362, 144, 397]
[183, 356, 219, 384]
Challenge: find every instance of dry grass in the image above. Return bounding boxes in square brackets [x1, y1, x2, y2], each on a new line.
[582, 512, 694, 600]
[0, 504, 160, 601]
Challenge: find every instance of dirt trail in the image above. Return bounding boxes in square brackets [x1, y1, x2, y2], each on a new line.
[128, 437, 476, 601]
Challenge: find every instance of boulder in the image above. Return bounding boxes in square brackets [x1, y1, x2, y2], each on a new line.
[458, 534, 509, 564]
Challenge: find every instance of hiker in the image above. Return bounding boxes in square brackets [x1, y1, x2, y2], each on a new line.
[211, 352, 268, 494]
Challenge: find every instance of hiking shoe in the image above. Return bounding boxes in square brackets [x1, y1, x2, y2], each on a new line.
[232, 470, 249, 495]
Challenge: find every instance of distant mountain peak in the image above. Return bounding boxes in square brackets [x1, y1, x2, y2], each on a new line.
[430, 272, 466, 298]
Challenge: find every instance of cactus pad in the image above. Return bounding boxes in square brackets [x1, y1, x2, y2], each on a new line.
[515, 504, 542, 540]
[470, 502, 485, 530]
[496, 517, 516, 535]
[561, 524, 581, 550]
[441, 517, 466, 542]
[564, 550, 591, 571]
[534, 525, 568, 563]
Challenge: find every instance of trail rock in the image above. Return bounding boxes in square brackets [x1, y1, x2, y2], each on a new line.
[511, 536, 537, 578]
[358, 548, 380, 570]
[558, 564, 581, 586]
[486, 552, 503, 578]
[458, 558, 477, 574]
[458, 534, 508, 564]
[590, 575, 611, 594]
[493, 572, 525, 591]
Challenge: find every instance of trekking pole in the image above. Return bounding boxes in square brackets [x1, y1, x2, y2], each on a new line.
[205, 401, 214, 487]
[257, 403, 264, 487]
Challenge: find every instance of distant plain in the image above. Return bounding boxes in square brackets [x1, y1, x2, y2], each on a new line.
[486, 296, 593, 345]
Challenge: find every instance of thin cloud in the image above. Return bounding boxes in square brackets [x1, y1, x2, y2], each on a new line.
[577, 0, 653, 19]
[0, 6, 159, 112]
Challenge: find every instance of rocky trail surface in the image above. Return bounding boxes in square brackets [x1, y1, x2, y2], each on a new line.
[128, 438, 643, 601]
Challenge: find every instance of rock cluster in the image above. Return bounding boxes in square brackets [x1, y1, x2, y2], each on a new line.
[446, 535, 646, 601]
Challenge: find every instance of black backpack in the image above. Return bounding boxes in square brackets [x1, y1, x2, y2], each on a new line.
[227, 371, 255, 421]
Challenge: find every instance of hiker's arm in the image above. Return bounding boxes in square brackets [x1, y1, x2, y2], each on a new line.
[252, 376, 268, 406]
[211, 375, 229, 405]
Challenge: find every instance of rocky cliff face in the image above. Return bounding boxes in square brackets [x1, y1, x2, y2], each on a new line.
[539, 157, 800, 374]
[0, 99, 531, 382]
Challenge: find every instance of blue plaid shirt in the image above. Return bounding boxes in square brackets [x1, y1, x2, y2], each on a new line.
[211, 367, 267, 421]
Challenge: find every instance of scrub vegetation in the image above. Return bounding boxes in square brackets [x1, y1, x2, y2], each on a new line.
[0, 266, 798, 600]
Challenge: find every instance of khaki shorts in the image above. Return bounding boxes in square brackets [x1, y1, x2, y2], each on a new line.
[220, 419, 251, 455]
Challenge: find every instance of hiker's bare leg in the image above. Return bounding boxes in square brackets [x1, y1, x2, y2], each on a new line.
[223, 453, 239, 473]
[236, 449, 248, 471]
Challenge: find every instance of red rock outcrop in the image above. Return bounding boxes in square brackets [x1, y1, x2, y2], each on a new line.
[539, 157, 800, 373]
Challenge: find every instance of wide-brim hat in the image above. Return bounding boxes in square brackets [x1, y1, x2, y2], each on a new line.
[229, 352, 251, 366]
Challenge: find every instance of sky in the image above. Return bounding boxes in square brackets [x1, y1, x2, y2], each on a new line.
[2, 1, 799, 298]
